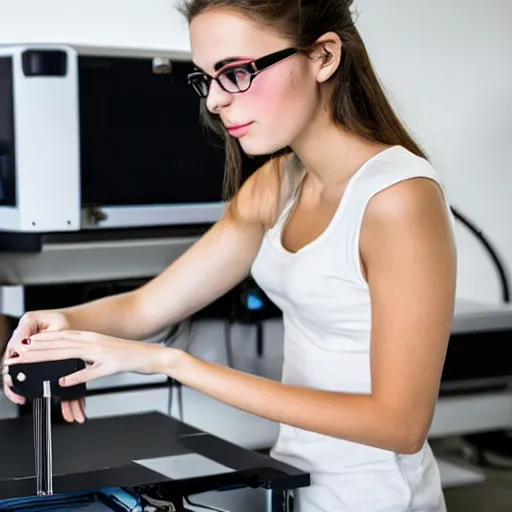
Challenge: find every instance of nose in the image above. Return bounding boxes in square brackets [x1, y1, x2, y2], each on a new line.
[205, 79, 233, 114]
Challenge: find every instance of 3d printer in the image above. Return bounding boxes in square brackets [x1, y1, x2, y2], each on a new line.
[1, 360, 309, 511]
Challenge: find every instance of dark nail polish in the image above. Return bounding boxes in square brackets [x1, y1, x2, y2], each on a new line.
[21, 338, 31, 345]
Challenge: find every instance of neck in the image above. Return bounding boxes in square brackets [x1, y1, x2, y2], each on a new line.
[290, 107, 390, 188]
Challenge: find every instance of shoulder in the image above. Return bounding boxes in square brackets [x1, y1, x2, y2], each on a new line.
[360, 148, 450, 228]
[367, 174, 449, 225]
[357, 149, 456, 278]
[360, 171, 456, 279]
[226, 152, 295, 228]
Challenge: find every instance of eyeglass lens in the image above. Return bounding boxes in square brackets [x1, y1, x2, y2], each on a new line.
[190, 66, 252, 97]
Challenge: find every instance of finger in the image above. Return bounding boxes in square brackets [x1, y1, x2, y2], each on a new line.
[2, 363, 27, 405]
[70, 399, 86, 424]
[2, 370, 11, 385]
[31, 330, 87, 342]
[80, 397, 87, 419]
[2, 352, 24, 406]
[3, 377, 26, 405]
[60, 366, 104, 387]
[7, 324, 31, 346]
[61, 401, 75, 423]
[7, 314, 41, 347]
[4, 345, 20, 358]
[17, 339, 83, 352]
[5, 348, 85, 366]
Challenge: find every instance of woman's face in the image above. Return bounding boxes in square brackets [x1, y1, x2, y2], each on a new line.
[189, 8, 321, 156]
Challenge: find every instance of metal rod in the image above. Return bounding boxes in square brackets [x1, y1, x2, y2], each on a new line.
[34, 380, 53, 496]
[44, 380, 53, 495]
[33, 397, 41, 493]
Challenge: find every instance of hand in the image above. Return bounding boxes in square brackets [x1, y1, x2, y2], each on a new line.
[1, 311, 87, 423]
[3, 310, 69, 404]
[3, 330, 174, 388]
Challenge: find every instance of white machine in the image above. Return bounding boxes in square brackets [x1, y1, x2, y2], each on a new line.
[0, 43, 228, 234]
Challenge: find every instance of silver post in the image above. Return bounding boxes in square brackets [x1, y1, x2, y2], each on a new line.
[33, 396, 41, 493]
[34, 380, 53, 496]
[265, 489, 273, 512]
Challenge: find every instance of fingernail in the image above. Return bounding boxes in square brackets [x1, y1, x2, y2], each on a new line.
[11, 352, 19, 358]
[21, 338, 31, 345]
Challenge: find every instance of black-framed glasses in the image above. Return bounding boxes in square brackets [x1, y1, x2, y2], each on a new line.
[187, 47, 298, 98]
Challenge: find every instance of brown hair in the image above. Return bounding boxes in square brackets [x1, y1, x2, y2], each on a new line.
[178, 0, 426, 211]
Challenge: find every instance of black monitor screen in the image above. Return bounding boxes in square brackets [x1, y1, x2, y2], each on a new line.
[0, 57, 16, 207]
[78, 56, 227, 207]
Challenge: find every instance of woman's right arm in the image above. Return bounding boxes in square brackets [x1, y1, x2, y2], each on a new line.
[52, 160, 282, 341]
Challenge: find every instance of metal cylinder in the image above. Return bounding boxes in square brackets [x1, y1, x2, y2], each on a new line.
[34, 380, 53, 496]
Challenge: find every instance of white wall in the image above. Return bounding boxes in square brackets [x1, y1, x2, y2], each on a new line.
[0, 0, 191, 52]
[1, 0, 510, 303]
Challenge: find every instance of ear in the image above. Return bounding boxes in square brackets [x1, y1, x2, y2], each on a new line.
[311, 32, 342, 84]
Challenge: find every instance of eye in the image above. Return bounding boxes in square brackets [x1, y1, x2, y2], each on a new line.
[219, 67, 251, 91]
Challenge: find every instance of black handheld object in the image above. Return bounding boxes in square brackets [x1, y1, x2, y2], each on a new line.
[7, 359, 87, 400]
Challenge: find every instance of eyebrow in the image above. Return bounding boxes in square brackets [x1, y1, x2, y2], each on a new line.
[214, 57, 250, 71]
[191, 56, 253, 76]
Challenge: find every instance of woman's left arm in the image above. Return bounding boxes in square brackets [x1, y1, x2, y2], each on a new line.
[7, 177, 456, 453]
[166, 177, 457, 455]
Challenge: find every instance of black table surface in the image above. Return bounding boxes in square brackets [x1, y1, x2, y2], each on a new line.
[0, 411, 310, 500]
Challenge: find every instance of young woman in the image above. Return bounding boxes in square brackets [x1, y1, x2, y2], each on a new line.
[3, 1, 457, 510]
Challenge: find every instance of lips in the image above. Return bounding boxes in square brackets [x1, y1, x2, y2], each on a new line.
[227, 122, 251, 130]
[226, 122, 253, 138]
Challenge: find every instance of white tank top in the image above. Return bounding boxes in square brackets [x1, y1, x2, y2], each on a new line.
[251, 146, 451, 512]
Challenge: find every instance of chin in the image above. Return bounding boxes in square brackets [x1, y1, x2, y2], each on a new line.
[238, 136, 288, 157]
